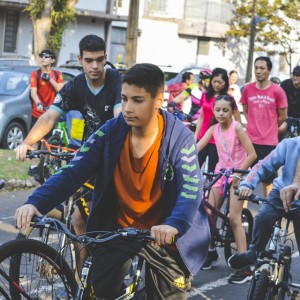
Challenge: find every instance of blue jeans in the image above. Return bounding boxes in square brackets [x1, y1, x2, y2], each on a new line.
[249, 188, 300, 256]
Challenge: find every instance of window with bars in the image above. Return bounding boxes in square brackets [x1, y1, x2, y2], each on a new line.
[4, 10, 19, 53]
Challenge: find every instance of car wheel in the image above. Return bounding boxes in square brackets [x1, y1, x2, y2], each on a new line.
[1, 122, 26, 150]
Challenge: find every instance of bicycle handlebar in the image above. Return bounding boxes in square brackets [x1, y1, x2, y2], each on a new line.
[26, 150, 75, 160]
[234, 189, 300, 212]
[31, 215, 154, 244]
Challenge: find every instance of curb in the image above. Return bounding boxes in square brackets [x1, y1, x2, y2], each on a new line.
[2, 178, 40, 191]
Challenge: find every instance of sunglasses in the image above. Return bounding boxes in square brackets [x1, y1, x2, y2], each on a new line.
[292, 72, 300, 77]
[39, 54, 53, 59]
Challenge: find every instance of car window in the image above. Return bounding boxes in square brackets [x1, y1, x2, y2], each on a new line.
[0, 71, 30, 96]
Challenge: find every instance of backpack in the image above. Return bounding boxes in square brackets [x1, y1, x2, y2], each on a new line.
[29, 69, 59, 106]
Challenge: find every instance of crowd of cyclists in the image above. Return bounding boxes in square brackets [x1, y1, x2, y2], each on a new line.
[8, 33, 300, 299]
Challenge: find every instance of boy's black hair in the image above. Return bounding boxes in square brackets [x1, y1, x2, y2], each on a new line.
[206, 67, 229, 101]
[255, 56, 272, 71]
[79, 35, 106, 57]
[121, 63, 164, 98]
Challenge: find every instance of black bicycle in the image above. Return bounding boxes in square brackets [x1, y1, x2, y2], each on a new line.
[202, 168, 253, 261]
[238, 193, 300, 300]
[0, 216, 154, 300]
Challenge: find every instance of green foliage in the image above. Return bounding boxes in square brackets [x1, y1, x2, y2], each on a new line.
[227, 0, 300, 67]
[25, 0, 78, 52]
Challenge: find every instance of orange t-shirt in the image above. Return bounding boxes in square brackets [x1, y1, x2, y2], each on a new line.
[114, 113, 165, 229]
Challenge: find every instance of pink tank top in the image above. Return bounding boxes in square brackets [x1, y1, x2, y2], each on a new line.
[213, 120, 247, 172]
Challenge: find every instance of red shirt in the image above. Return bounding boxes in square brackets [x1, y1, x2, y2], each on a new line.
[30, 69, 63, 117]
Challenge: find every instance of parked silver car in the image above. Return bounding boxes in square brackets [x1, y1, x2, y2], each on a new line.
[0, 66, 81, 149]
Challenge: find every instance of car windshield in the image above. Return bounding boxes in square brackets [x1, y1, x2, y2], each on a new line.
[0, 71, 30, 96]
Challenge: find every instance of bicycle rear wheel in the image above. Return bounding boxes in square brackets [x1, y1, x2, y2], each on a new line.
[224, 208, 253, 261]
[0, 238, 77, 300]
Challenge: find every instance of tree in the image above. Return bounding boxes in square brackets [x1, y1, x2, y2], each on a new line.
[24, 0, 78, 62]
[226, 0, 300, 74]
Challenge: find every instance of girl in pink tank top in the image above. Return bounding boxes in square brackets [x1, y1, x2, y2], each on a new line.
[197, 95, 257, 268]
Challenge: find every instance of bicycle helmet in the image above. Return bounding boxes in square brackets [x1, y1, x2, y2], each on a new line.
[199, 68, 212, 80]
[115, 62, 127, 72]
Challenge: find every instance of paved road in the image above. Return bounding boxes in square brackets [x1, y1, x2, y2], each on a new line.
[0, 188, 299, 299]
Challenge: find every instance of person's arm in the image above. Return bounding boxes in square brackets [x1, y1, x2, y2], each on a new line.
[242, 104, 248, 121]
[280, 158, 300, 212]
[49, 78, 64, 93]
[30, 88, 43, 110]
[277, 107, 287, 127]
[196, 125, 214, 152]
[233, 123, 257, 188]
[173, 91, 187, 104]
[16, 108, 61, 161]
[194, 108, 203, 140]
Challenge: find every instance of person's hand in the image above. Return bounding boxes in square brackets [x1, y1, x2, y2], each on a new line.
[15, 143, 34, 162]
[15, 204, 41, 229]
[41, 73, 51, 81]
[231, 173, 241, 189]
[278, 121, 288, 135]
[280, 184, 300, 212]
[36, 102, 44, 110]
[239, 186, 253, 198]
[151, 224, 178, 246]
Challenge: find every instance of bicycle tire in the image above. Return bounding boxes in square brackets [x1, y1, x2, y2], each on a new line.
[224, 208, 253, 261]
[0, 238, 77, 300]
[247, 276, 257, 300]
[251, 269, 269, 300]
[15, 207, 79, 277]
[277, 245, 292, 300]
[38, 134, 64, 183]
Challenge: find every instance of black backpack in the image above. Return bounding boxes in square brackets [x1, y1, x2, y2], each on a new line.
[29, 69, 59, 106]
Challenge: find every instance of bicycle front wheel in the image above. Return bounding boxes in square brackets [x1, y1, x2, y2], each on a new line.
[251, 269, 269, 300]
[0, 238, 77, 300]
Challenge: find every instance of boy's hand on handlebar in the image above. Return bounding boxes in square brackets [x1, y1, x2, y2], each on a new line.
[15, 143, 34, 162]
[151, 225, 178, 246]
[15, 204, 41, 229]
[280, 184, 300, 212]
[239, 187, 253, 198]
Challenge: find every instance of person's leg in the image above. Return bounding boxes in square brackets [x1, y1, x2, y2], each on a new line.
[90, 240, 135, 299]
[201, 186, 222, 269]
[228, 189, 282, 270]
[229, 185, 247, 253]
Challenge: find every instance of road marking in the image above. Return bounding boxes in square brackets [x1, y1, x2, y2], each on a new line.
[0, 216, 15, 220]
[190, 276, 231, 299]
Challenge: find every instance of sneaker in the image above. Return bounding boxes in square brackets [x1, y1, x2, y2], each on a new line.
[201, 250, 220, 270]
[227, 252, 255, 270]
[28, 166, 42, 183]
[27, 166, 38, 176]
[228, 266, 253, 284]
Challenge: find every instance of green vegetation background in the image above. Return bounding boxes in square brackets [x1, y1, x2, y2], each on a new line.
[0, 149, 31, 180]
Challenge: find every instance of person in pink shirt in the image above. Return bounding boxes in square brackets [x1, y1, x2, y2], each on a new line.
[194, 68, 241, 172]
[197, 95, 256, 276]
[241, 56, 287, 196]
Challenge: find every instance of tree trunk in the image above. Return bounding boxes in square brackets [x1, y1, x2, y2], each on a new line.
[33, 0, 53, 61]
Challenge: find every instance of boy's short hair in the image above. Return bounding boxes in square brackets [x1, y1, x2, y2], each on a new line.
[121, 63, 164, 98]
[79, 35, 106, 57]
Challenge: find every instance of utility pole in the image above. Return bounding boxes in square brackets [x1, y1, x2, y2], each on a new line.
[245, 0, 257, 83]
[125, 0, 139, 68]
